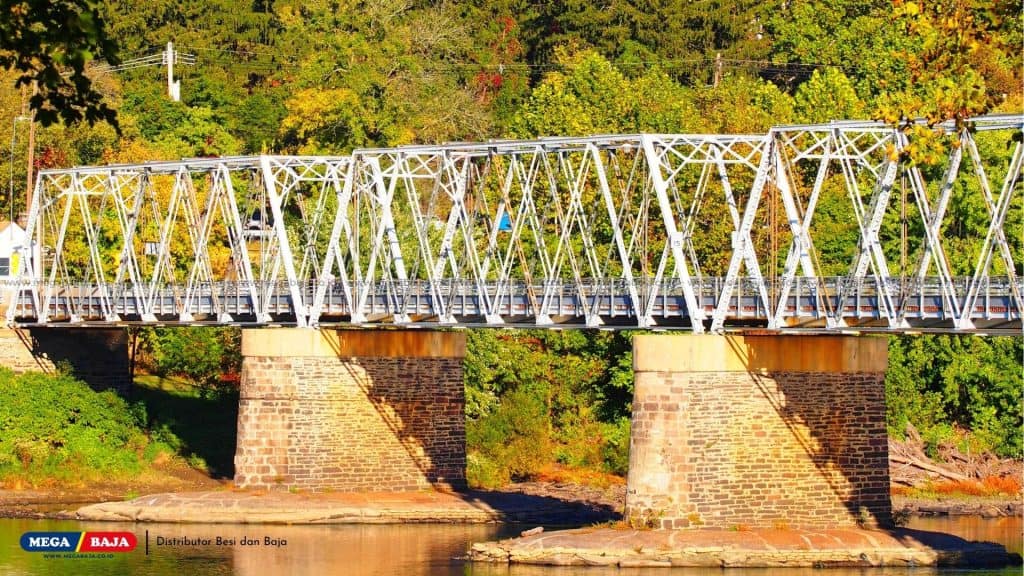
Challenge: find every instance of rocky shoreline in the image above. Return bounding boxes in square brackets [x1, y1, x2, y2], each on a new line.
[895, 496, 1023, 518]
[1, 486, 620, 525]
[1, 482, 1021, 523]
[2, 482, 1021, 569]
[468, 526, 1022, 568]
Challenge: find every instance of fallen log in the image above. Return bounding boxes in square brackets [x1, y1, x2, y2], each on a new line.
[890, 455, 970, 482]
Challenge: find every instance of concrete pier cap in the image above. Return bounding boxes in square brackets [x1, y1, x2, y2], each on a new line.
[631, 333, 888, 373]
[626, 333, 891, 530]
[239, 327, 467, 359]
[234, 327, 467, 492]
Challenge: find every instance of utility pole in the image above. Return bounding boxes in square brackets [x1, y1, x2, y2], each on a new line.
[165, 42, 181, 102]
[21, 82, 36, 227]
[92, 42, 193, 102]
[713, 53, 723, 88]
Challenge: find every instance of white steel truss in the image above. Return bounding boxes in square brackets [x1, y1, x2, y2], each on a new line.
[5, 116, 1022, 333]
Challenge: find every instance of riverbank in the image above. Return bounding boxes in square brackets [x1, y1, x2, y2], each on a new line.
[70, 488, 617, 525]
[896, 496, 1022, 518]
[0, 458, 224, 519]
[1, 481, 1020, 524]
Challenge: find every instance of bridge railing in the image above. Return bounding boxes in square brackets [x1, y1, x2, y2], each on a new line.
[4, 275, 1020, 332]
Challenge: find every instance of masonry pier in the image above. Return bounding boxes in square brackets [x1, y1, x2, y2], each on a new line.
[234, 328, 467, 492]
[0, 327, 130, 393]
[625, 334, 892, 530]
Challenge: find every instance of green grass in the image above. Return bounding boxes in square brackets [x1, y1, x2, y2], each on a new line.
[131, 374, 238, 478]
[0, 369, 239, 488]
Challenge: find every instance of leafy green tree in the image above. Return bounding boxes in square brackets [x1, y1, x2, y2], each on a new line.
[886, 336, 950, 437]
[143, 327, 240, 394]
[509, 48, 705, 137]
[0, 0, 120, 127]
[887, 335, 1022, 458]
[464, 329, 634, 485]
[470, 0, 775, 85]
[230, 92, 287, 152]
[768, 0, 902, 93]
[769, 0, 1020, 131]
[794, 68, 866, 123]
[806, 180, 861, 275]
[278, 1, 493, 152]
[877, 0, 1020, 126]
[154, 105, 241, 157]
[688, 73, 795, 133]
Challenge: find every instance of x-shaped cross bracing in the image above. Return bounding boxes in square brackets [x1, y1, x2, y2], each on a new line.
[6, 116, 1022, 333]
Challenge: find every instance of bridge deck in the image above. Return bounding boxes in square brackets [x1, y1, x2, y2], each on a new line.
[6, 277, 1020, 332]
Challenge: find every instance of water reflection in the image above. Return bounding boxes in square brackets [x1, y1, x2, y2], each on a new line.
[0, 516, 1019, 576]
[0, 519, 517, 576]
[910, 516, 1023, 555]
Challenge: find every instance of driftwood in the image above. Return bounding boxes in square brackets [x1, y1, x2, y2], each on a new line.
[888, 424, 983, 484]
[890, 454, 970, 482]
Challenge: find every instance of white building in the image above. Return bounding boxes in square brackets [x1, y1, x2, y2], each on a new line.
[0, 221, 26, 279]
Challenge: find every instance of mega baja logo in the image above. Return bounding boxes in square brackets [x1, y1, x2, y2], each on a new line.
[20, 531, 137, 553]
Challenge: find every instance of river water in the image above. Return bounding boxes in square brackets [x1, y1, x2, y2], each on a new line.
[0, 516, 1019, 575]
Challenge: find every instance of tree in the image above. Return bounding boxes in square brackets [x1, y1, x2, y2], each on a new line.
[793, 68, 865, 123]
[0, 0, 120, 127]
[469, 0, 776, 86]
[769, 0, 1021, 129]
[143, 327, 240, 395]
[768, 0, 900, 95]
[876, 0, 1020, 127]
[277, 1, 493, 153]
[887, 335, 1022, 458]
[508, 48, 705, 138]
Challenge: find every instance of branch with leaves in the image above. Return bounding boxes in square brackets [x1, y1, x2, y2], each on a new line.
[0, 0, 120, 128]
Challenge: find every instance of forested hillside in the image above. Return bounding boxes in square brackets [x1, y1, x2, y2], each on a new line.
[0, 0, 1020, 486]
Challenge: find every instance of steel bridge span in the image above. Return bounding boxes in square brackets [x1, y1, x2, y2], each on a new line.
[5, 115, 1022, 333]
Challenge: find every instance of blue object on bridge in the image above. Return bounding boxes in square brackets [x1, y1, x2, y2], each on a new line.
[498, 212, 512, 232]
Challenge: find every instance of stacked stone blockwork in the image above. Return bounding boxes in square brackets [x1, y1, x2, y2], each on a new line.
[235, 329, 466, 492]
[0, 327, 131, 393]
[625, 334, 891, 530]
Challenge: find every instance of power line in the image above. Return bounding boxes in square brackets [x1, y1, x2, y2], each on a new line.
[93, 50, 197, 74]
[90, 43, 196, 101]
[177, 41, 861, 75]
[89, 40, 857, 97]
[186, 45, 282, 57]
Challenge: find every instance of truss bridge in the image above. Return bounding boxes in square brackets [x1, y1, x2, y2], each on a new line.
[6, 115, 1022, 333]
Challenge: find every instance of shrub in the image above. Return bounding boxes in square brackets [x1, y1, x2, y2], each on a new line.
[466, 387, 552, 484]
[0, 368, 160, 485]
[141, 327, 241, 396]
[600, 418, 631, 476]
[466, 452, 505, 489]
[921, 423, 956, 460]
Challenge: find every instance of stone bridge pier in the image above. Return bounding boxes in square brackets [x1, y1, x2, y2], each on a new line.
[625, 334, 892, 530]
[0, 327, 131, 393]
[233, 328, 467, 492]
